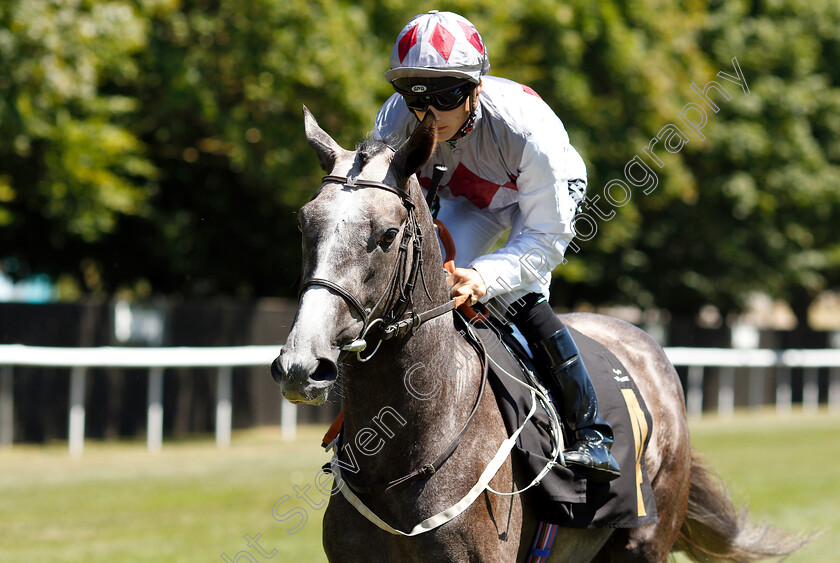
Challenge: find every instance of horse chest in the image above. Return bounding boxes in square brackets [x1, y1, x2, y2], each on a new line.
[323, 503, 516, 562]
[322, 454, 524, 562]
[322, 496, 451, 561]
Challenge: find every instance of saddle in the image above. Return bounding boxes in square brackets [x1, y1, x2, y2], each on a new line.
[319, 310, 658, 530]
[461, 313, 659, 529]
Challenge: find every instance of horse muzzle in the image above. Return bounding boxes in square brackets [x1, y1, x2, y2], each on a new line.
[271, 349, 338, 406]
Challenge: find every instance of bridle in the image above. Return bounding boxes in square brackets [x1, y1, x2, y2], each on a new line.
[300, 174, 459, 361]
[304, 173, 493, 502]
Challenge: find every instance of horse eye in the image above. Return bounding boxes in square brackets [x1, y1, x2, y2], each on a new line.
[379, 228, 399, 247]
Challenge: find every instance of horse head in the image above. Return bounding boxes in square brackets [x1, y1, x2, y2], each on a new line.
[271, 106, 437, 405]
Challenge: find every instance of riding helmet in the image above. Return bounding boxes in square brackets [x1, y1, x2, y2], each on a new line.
[384, 11, 490, 85]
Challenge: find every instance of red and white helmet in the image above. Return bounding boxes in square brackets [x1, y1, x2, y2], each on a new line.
[385, 11, 490, 84]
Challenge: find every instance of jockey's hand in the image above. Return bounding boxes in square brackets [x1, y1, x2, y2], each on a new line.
[446, 267, 486, 306]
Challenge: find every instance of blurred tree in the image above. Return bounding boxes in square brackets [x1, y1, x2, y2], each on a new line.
[108, 0, 393, 297]
[489, 0, 716, 315]
[489, 0, 839, 324]
[1, 0, 837, 326]
[689, 0, 840, 322]
[0, 0, 159, 292]
[2, 0, 393, 298]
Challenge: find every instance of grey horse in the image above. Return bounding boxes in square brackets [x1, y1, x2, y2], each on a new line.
[271, 107, 807, 562]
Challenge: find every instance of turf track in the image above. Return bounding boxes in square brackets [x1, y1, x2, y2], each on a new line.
[1, 412, 836, 561]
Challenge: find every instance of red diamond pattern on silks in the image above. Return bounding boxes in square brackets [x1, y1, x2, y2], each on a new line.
[420, 163, 517, 210]
[522, 84, 542, 99]
[398, 25, 419, 63]
[429, 23, 455, 61]
[457, 21, 484, 55]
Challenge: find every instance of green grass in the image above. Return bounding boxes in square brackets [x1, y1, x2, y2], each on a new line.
[672, 410, 840, 562]
[1, 413, 837, 562]
[0, 427, 332, 563]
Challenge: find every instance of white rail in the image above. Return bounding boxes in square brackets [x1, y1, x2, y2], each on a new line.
[0, 345, 291, 455]
[1, 345, 839, 454]
[0, 344, 279, 368]
[665, 347, 840, 417]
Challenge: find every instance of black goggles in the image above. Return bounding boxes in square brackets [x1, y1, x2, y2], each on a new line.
[394, 79, 475, 113]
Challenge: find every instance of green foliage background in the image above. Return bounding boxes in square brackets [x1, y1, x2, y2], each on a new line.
[2, 0, 838, 320]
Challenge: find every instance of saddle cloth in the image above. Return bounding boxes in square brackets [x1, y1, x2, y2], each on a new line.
[461, 314, 659, 529]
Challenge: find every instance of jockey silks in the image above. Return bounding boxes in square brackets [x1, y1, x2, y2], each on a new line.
[374, 75, 588, 307]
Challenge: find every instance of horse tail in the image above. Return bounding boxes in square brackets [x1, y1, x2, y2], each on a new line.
[674, 450, 813, 562]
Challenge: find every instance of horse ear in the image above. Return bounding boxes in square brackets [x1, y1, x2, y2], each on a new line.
[303, 105, 348, 172]
[393, 112, 437, 186]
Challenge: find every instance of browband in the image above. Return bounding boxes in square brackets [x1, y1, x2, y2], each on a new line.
[322, 175, 414, 209]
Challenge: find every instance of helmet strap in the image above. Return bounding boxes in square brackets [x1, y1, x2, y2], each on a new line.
[454, 87, 478, 139]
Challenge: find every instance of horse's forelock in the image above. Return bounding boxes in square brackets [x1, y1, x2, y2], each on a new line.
[353, 140, 393, 172]
[356, 139, 391, 158]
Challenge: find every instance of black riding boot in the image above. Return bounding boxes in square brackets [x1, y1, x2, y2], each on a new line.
[536, 326, 621, 482]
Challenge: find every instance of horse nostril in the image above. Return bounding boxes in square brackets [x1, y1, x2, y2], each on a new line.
[311, 358, 338, 382]
[271, 356, 285, 384]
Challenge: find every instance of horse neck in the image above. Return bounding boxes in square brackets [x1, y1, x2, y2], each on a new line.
[339, 182, 482, 471]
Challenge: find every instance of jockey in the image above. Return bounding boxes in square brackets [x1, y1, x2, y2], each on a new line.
[374, 11, 620, 481]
